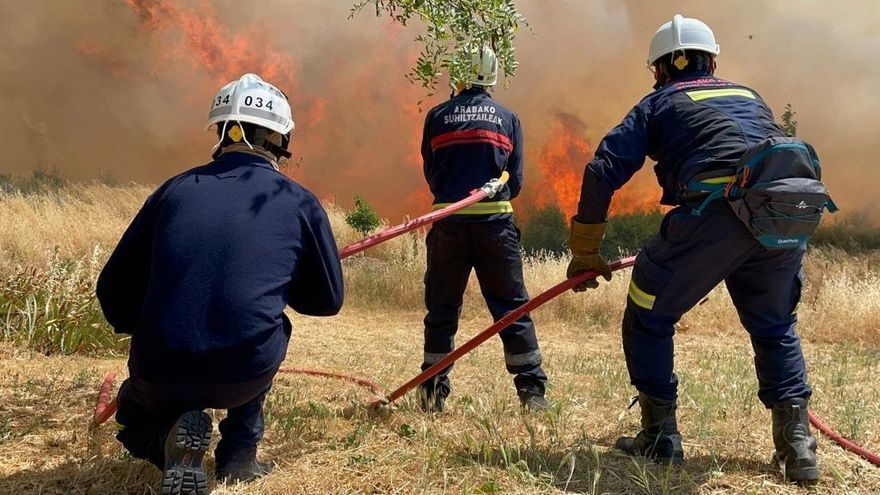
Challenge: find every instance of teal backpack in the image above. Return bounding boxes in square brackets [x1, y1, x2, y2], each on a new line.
[690, 137, 838, 249]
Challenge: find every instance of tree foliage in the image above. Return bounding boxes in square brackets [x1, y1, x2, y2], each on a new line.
[346, 195, 383, 236]
[351, 0, 528, 93]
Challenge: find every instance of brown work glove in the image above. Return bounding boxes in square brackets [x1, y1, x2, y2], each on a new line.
[566, 218, 612, 292]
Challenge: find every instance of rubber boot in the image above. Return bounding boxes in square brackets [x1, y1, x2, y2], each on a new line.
[615, 393, 684, 465]
[216, 455, 273, 484]
[771, 398, 819, 483]
[418, 376, 447, 413]
[161, 410, 212, 495]
[518, 389, 551, 412]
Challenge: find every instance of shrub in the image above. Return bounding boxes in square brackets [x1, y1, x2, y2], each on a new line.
[781, 102, 798, 137]
[0, 247, 127, 355]
[519, 204, 568, 256]
[0, 168, 67, 195]
[602, 210, 664, 258]
[345, 195, 382, 236]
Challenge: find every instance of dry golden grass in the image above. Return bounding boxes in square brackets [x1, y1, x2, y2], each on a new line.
[0, 184, 153, 272]
[0, 309, 877, 494]
[1, 184, 879, 494]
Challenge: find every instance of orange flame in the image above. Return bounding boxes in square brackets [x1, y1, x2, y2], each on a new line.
[123, 0, 316, 125]
[534, 113, 661, 217]
[535, 114, 593, 215]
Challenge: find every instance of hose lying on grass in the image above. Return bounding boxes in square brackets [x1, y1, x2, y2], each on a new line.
[809, 411, 880, 466]
[92, 368, 385, 426]
[89, 177, 880, 469]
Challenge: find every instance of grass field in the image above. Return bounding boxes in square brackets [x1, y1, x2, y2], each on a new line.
[1, 184, 879, 494]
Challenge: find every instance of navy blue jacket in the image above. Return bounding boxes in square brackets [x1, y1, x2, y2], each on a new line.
[577, 73, 784, 223]
[422, 87, 524, 222]
[97, 152, 344, 383]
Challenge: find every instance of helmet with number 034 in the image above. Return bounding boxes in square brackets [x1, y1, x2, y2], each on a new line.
[469, 45, 498, 87]
[206, 73, 294, 134]
[647, 14, 720, 66]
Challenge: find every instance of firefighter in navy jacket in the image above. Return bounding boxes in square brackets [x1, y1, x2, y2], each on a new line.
[418, 46, 549, 413]
[97, 74, 344, 494]
[567, 16, 818, 482]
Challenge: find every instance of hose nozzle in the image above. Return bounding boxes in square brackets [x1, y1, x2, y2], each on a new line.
[481, 171, 510, 198]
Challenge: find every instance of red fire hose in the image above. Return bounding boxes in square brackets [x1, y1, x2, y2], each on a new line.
[809, 411, 880, 466]
[92, 367, 384, 426]
[375, 256, 638, 405]
[338, 172, 509, 259]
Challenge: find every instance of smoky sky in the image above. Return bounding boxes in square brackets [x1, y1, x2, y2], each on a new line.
[2, 0, 877, 219]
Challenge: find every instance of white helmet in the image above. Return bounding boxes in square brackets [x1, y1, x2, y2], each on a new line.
[206, 73, 294, 134]
[469, 45, 498, 87]
[647, 14, 720, 66]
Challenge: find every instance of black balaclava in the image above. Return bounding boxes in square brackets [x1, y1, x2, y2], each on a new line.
[652, 51, 716, 89]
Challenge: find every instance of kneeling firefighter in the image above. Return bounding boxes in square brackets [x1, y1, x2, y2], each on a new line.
[567, 15, 835, 482]
[418, 46, 549, 412]
[97, 74, 344, 494]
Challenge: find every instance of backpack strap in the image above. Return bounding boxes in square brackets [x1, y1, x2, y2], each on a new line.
[690, 188, 726, 216]
[685, 174, 736, 216]
[825, 198, 839, 213]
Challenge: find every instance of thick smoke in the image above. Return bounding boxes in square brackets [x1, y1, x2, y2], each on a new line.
[2, 0, 877, 219]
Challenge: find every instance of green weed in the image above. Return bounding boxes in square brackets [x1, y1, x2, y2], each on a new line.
[0, 247, 126, 355]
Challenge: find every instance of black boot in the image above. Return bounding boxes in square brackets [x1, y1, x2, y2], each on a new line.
[216, 455, 273, 484]
[161, 410, 212, 495]
[215, 447, 275, 483]
[615, 393, 684, 465]
[518, 389, 551, 412]
[771, 398, 819, 483]
[418, 377, 447, 413]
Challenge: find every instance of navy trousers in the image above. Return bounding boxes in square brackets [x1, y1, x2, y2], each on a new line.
[115, 369, 276, 469]
[623, 205, 811, 407]
[422, 220, 547, 397]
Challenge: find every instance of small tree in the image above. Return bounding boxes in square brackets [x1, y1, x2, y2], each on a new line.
[346, 195, 382, 236]
[781, 103, 798, 137]
[520, 204, 568, 256]
[352, 0, 528, 93]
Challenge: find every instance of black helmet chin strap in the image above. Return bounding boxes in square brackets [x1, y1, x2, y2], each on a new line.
[213, 122, 291, 161]
[261, 137, 292, 161]
[252, 127, 292, 161]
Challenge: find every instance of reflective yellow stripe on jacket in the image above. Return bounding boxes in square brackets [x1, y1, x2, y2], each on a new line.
[628, 280, 656, 310]
[685, 88, 755, 102]
[432, 201, 513, 215]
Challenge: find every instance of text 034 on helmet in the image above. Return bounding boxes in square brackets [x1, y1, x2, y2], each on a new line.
[206, 73, 294, 135]
[647, 14, 720, 66]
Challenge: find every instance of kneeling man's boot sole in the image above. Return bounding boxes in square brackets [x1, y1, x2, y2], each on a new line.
[162, 410, 212, 495]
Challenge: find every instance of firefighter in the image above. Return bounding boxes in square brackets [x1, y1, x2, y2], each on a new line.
[567, 15, 819, 482]
[97, 74, 344, 494]
[418, 46, 549, 413]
